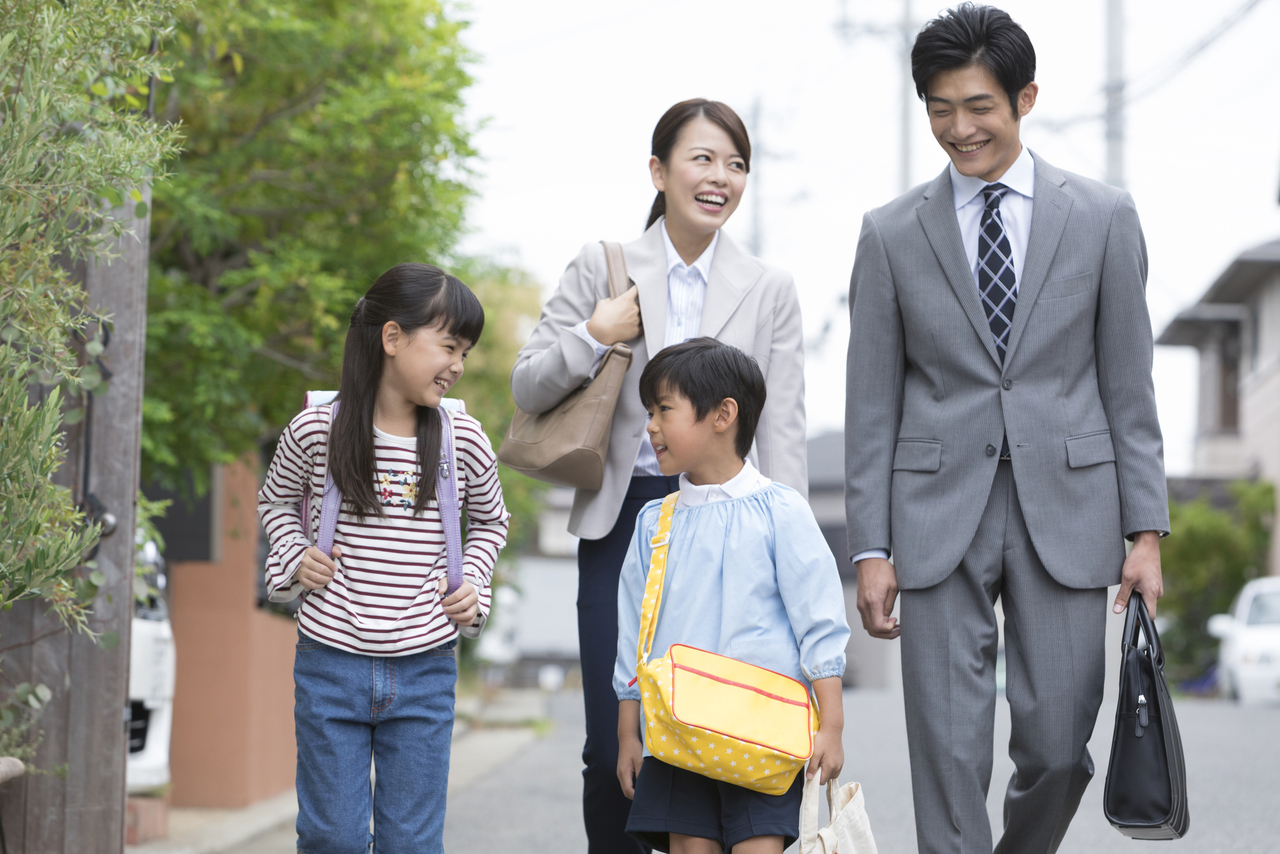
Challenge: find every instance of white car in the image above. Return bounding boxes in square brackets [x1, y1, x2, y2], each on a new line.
[127, 539, 177, 793]
[1208, 576, 1280, 704]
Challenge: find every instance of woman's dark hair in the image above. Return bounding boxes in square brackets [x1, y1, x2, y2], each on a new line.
[329, 263, 485, 519]
[911, 3, 1036, 117]
[638, 338, 765, 459]
[646, 99, 751, 231]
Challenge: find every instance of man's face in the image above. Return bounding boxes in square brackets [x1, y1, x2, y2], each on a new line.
[926, 63, 1037, 183]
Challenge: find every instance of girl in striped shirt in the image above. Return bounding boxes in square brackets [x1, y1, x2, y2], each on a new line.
[258, 263, 509, 853]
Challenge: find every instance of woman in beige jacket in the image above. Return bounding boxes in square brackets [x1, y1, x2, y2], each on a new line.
[509, 98, 807, 854]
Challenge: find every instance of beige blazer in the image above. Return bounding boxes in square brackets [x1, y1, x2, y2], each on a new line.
[511, 220, 808, 540]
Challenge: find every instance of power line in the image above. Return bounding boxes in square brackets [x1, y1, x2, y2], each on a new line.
[1039, 0, 1268, 134]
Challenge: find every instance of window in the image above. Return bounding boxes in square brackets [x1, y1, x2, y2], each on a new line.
[1246, 592, 1280, 626]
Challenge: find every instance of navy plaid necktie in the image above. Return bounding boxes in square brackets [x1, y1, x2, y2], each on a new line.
[977, 183, 1016, 363]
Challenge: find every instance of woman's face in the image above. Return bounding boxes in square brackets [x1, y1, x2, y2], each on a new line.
[650, 116, 747, 236]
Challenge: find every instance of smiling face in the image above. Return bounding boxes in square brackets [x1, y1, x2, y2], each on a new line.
[650, 116, 747, 239]
[645, 384, 722, 477]
[380, 321, 470, 409]
[926, 63, 1037, 182]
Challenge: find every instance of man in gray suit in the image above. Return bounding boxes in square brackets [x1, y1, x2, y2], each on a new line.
[844, 5, 1169, 853]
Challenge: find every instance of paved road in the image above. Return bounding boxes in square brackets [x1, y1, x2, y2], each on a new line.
[238, 688, 1280, 852]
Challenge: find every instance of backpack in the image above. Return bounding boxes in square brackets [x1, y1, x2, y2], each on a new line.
[299, 390, 467, 597]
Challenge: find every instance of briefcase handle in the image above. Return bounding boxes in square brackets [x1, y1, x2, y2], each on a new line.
[1121, 597, 1165, 669]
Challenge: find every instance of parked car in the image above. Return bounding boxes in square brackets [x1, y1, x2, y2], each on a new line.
[1207, 577, 1280, 704]
[127, 538, 177, 793]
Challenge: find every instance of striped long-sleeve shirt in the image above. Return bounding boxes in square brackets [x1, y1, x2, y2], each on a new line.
[257, 404, 509, 656]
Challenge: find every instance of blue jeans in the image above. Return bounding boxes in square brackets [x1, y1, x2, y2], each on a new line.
[294, 631, 457, 854]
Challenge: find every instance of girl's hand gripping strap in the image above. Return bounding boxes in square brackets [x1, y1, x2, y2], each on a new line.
[435, 408, 465, 597]
[635, 493, 681, 668]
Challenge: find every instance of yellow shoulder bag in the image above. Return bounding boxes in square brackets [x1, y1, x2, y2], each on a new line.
[633, 492, 819, 795]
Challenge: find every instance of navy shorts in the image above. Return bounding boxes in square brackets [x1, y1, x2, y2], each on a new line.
[626, 757, 804, 852]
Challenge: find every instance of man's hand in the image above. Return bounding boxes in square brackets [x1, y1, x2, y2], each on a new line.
[439, 577, 480, 626]
[856, 557, 901, 639]
[1114, 530, 1164, 617]
[586, 284, 642, 346]
[298, 545, 341, 590]
[617, 700, 644, 799]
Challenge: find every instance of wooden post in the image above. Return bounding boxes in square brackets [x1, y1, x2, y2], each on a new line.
[0, 189, 151, 852]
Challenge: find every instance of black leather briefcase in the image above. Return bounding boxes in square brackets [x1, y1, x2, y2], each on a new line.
[1102, 597, 1190, 839]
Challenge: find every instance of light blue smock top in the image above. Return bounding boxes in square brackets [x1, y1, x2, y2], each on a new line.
[613, 471, 850, 714]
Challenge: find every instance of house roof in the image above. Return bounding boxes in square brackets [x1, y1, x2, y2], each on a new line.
[1156, 236, 1280, 347]
[1155, 303, 1250, 347]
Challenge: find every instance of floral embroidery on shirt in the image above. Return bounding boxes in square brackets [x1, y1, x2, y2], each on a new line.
[379, 469, 422, 510]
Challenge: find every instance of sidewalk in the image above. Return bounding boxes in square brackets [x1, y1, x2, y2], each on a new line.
[127, 689, 549, 854]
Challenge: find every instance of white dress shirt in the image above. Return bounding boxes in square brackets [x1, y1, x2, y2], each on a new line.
[852, 146, 1036, 567]
[952, 143, 1035, 294]
[677, 459, 771, 507]
[570, 221, 719, 476]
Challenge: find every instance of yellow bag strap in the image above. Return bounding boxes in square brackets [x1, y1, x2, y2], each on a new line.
[636, 492, 681, 667]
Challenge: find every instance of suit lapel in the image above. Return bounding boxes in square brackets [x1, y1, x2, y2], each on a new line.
[916, 168, 1001, 366]
[699, 231, 763, 338]
[1003, 153, 1073, 366]
[626, 222, 669, 358]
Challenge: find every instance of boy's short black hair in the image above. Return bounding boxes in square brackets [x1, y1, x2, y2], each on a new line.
[911, 3, 1036, 117]
[638, 337, 766, 460]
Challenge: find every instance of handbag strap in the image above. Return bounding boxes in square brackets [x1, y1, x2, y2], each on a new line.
[635, 492, 681, 666]
[1122, 596, 1165, 667]
[317, 402, 464, 597]
[435, 408, 464, 596]
[600, 240, 630, 299]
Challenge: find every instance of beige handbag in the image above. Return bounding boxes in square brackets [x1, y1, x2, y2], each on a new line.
[498, 241, 634, 490]
[799, 772, 879, 854]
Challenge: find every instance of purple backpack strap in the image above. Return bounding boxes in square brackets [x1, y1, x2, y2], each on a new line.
[436, 409, 464, 597]
[316, 400, 342, 558]
[311, 400, 462, 595]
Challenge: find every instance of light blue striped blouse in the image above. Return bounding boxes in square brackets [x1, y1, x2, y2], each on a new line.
[613, 480, 849, 710]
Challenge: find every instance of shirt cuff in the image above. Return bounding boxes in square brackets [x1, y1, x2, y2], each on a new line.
[569, 320, 610, 371]
[851, 549, 890, 564]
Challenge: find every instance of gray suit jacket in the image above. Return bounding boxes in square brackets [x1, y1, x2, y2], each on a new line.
[512, 220, 808, 541]
[844, 152, 1169, 590]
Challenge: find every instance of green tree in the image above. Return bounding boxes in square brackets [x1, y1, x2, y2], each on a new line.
[1, 0, 181, 628]
[1159, 480, 1275, 682]
[144, 0, 478, 497]
[1, 0, 183, 763]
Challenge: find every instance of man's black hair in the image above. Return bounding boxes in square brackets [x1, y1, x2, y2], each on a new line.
[638, 337, 765, 460]
[911, 3, 1036, 117]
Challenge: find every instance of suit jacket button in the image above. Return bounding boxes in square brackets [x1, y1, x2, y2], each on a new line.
[986, 444, 997, 457]
[1002, 379, 1013, 390]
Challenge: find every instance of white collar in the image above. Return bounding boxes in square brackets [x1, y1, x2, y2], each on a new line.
[661, 219, 718, 283]
[950, 143, 1036, 210]
[677, 459, 771, 507]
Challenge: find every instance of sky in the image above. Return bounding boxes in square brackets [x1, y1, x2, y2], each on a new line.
[455, 0, 1280, 476]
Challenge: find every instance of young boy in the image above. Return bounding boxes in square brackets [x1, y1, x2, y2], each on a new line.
[613, 338, 850, 854]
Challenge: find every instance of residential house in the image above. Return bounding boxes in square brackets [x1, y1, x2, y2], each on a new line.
[1157, 236, 1280, 574]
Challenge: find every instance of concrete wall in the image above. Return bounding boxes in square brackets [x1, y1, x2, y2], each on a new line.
[167, 460, 297, 808]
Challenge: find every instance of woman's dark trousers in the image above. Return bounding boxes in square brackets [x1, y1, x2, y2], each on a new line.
[577, 475, 678, 854]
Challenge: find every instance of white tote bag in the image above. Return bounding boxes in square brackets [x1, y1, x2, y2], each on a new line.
[799, 772, 879, 854]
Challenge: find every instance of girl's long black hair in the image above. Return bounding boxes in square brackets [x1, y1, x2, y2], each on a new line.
[329, 263, 485, 519]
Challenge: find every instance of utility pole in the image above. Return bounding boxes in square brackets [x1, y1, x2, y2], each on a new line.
[1104, 0, 1126, 187]
[749, 96, 763, 257]
[898, 0, 913, 194]
[0, 192, 150, 852]
[837, 0, 917, 194]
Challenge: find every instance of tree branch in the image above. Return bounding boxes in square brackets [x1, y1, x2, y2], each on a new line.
[253, 345, 326, 380]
